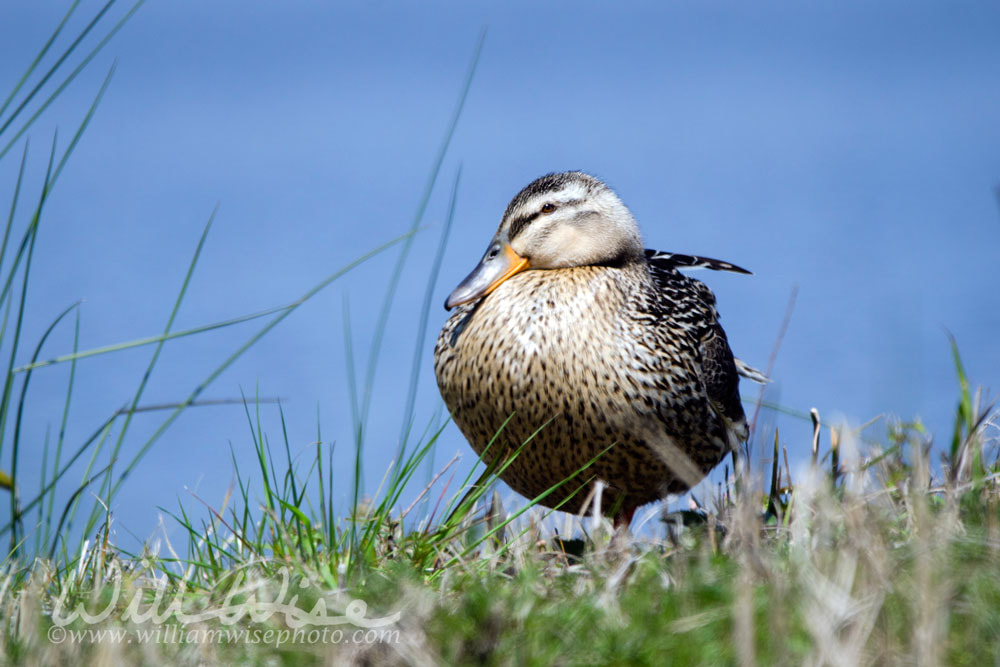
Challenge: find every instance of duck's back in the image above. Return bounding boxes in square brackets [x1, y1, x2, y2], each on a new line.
[433, 257, 745, 514]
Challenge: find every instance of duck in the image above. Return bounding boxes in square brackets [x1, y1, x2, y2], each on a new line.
[433, 171, 757, 528]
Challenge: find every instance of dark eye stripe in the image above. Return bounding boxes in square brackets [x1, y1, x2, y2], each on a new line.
[508, 211, 540, 240]
[506, 198, 583, 240]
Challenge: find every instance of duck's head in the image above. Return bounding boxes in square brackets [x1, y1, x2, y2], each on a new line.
[445, 171, 644, 309]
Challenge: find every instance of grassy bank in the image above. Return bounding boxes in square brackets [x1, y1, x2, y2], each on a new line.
[1, 4, 999, 665]
[2, 386, 998, 665]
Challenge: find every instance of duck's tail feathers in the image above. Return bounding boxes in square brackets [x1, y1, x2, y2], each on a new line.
[735, 358, 770, 384]
[645, 249, 752, 275]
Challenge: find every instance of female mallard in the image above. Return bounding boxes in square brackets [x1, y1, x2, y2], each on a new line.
[434, 171, 755, 527]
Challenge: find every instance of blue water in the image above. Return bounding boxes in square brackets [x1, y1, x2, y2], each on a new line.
[1, 1, 998, 550]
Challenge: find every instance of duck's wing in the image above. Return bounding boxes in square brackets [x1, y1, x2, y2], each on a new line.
[698, 323, 749, 444]
[646, 249, 767, 383]
[646, 252, 749, 445]
[644, 249, 752, 275]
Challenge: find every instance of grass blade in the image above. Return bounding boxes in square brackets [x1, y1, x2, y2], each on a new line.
[0, 0, 145, 163]
[356, 30, 485, 446]
[104, 231, 413, 505]
[0, 0, 81, 120]
[89, 209, 217, 530]
[394, 166, 462, 475]
[8, 301, 80, 554]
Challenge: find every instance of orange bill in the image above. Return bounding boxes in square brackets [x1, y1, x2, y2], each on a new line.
[445, 242, 530, 309]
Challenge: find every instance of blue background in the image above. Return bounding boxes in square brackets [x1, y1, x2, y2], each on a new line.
[2, 2, 998, 548]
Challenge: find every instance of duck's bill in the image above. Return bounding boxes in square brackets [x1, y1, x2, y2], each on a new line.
[444, 242, 529, 310]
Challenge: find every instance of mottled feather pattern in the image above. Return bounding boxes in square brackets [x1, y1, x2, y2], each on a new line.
[435, 254, 746, 514]
[644, 254, 749, 444]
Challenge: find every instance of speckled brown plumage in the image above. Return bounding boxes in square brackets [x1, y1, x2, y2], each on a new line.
[434, 172, 751, 521]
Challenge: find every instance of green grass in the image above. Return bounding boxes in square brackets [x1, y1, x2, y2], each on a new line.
[3, 397, 999, 665]
[2, 5, 1000, 665]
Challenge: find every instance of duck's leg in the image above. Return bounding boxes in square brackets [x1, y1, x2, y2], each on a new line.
[613, 506, 636, 531]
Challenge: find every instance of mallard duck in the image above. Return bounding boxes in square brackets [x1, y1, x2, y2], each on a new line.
[434, 171, 755, 527]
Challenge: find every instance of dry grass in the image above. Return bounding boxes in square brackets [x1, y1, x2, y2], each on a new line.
[1, 388, 997, 665]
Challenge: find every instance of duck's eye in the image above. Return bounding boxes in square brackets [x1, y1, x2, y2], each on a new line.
[541, 202, 556, 213]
